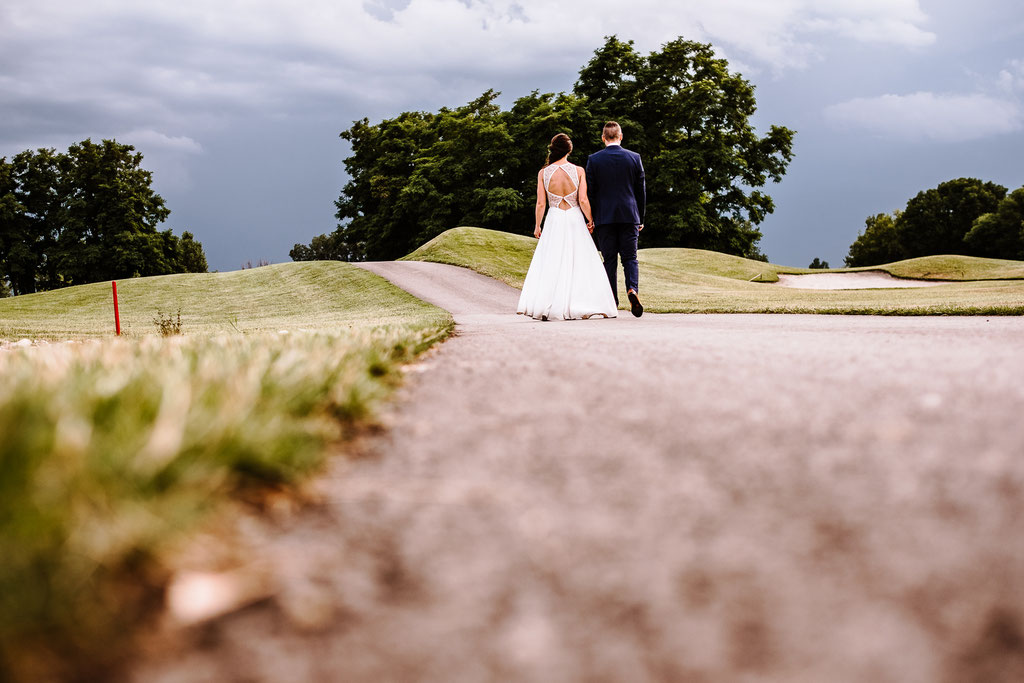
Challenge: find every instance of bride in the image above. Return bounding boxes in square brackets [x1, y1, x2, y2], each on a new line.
[517, 134, 618, 321]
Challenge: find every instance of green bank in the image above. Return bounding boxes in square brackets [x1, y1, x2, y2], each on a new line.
[0, 261, 451, 339]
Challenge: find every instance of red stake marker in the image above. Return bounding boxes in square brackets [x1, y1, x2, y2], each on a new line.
[112, 281, 121, 335]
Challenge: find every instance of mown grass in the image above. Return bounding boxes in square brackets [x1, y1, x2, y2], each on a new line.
[0, 261, 445, 339]
[0, 264, 452, 680]
[401, 226, 537, 289]
[637, 251, 1024, 315]
[867, 254, 1024, 281]
[404, 227, 1024, 315]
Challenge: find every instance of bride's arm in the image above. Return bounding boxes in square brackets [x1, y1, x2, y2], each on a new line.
[534, 170, 546, 238]
[577, 167, 594, 232]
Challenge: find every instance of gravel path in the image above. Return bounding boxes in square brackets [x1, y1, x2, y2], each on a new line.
[131, 263, 1024, 683]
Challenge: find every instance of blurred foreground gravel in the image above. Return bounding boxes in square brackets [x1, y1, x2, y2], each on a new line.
[131, 263, 1024, 683]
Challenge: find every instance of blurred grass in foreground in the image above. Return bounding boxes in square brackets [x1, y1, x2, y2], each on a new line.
[0, 264, 452, 680]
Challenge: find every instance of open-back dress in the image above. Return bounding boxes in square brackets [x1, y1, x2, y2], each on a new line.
[516, 163, 618, 320]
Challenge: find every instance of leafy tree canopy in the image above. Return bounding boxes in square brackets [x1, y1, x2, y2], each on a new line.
[0, 139, 207, 295]
[808, 257, 829, 269]
[898, 178, 1006, 257]
[845, 211, 903, 267]
[296, 36, 795, 262]
[178, 231, 209, 273]
[845, 179, 1019, 267]
[289, 231, 350, 262]
[963, 187, 1024, 260]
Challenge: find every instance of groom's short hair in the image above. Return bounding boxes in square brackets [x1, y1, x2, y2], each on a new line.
[602, 121, 622, 141]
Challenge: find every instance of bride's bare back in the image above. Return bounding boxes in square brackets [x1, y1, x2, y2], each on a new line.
[534, 156, 593, 239]
[544, 163, 581, 210]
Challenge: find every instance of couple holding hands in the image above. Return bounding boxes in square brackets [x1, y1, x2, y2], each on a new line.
[517, 121, 645, 321]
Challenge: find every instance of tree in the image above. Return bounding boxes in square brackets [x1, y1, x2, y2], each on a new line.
[57, 139, 174, 284]
[808, 258, 829, 269]
[963, 187, 1024, 260]
[297, 36, 795, 262]
[0, 140, 205, 293]
[846, 179, 1016, 266]
[898, 178, 1006, 257]
[290, 231, 349, 261]
[0, 150, 62, 295]
[845, 211, 904, 267]
[0, 156, 21, 295]
[573, 36, 644, 133]
[332, 92, 524, 260]
[178, 231, 208, 273]
[579, 37, 795, 256]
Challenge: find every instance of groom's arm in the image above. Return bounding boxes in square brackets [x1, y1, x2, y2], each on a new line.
[634, 156, 646, 227]
[585, 156, 598, 206]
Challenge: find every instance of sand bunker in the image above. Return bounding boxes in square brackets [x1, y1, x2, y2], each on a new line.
[774, 271, 945, 290]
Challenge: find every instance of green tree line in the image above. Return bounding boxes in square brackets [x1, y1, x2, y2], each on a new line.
[293, 36, 796, 262]
[0, 139, 207, 296]
[846, 177, 1024, 267]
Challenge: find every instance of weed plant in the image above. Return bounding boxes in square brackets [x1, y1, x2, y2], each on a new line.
[153, 309, 183, 336]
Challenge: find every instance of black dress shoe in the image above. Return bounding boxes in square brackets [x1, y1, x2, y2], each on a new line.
[628, 290, 643, 317]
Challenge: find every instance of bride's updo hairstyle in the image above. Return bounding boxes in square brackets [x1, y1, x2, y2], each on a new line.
[545, 133, 572, 166]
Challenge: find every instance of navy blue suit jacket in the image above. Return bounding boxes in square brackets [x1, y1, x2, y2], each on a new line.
[585, 144, 646, 226]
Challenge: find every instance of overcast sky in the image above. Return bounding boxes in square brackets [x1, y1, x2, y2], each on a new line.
[2, 0, 1023, 269]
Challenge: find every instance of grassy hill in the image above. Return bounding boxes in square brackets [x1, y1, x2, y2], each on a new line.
[404, 227, 1024, 315]
[866, 254, 1024, 281]
[0, 261, 450, 339]
[401, 226, 538, 288]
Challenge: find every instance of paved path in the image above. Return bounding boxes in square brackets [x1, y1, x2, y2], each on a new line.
[133, 263, 1024, 683]
[358, 261, 522, 322]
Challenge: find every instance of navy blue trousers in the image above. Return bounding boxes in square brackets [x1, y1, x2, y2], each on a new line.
[595, 223, 639, 304]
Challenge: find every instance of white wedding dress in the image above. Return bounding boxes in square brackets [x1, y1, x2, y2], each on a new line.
[517, 163, 618, 320]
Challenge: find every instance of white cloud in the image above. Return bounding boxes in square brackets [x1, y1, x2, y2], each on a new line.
[118, 130, 203, 154]
[824, 91, 1023, 142]
[997, 59, 1024, 94]
[803, 17, 934, 47]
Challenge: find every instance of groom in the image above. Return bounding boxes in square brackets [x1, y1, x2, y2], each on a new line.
[585, 121, 646, 317]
